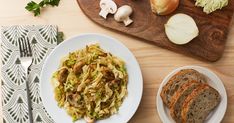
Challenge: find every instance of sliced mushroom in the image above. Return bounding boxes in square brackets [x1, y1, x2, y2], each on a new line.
[99, 0, 117, 19]
[114, 5, 133, 26]
[57, 68, 69, 84]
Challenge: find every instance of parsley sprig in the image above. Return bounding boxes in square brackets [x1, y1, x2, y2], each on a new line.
[25, 0, 61, 16]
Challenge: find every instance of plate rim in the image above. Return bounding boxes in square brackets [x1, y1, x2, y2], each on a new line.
[39, 33, 143, 123]
[156, 65, 227, 123]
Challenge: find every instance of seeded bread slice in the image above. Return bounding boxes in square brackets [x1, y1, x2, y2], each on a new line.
[169, 81, 201, 123]
[160, 69, 207, 107]
[181, 85, 221, 123]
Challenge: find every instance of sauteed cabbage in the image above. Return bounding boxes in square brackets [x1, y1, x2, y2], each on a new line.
[51, 44, 128, 122]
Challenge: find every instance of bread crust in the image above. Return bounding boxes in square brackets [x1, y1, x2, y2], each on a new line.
[169, 81, 201, 122]
[181, 84, 208, 123]
[160, 69, 206, 107]
[181, 85, 220, 123]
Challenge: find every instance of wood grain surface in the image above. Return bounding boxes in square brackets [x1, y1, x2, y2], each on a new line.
[77, 0, 234, 62]
[0, 0, 234, 123]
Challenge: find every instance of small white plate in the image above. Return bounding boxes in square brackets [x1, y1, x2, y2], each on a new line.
[156, 66, 227, 123]
[40, 33, 143, 123]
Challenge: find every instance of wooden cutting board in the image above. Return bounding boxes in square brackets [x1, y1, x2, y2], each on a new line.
[76, 0, 234, 62]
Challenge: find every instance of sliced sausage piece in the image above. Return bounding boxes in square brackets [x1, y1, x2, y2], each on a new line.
[102, 67, 115, 82]
[66, 93, 81, 107]
[73, 61, 85, 74]
[58, 68, 69, 84]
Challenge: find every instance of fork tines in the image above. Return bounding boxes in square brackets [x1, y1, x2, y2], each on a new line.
[19, 37, 32, 57]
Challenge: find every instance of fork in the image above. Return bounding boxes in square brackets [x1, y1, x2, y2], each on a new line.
[18, 37, 33, 123]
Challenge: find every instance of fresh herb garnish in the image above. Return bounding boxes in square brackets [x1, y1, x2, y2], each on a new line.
[25, 0, 61, 16]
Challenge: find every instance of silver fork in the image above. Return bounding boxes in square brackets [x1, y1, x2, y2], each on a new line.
[18, 37, 33, 123]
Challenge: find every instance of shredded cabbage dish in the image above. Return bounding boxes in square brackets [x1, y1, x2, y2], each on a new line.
[51, 44, 128, 122]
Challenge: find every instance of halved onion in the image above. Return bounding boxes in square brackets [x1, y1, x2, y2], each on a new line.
[165, 13, 199, 45]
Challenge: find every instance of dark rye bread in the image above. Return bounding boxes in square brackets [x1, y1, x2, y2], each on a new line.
[181, 84, 221, 123]
[160, 69, 207, 107]
[169, 81, 201, 123]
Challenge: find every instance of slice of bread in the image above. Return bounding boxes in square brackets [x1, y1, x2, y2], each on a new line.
[181, 84, 221, 123]
[169, 81, 201, 123]
[160, 69, 207, 107]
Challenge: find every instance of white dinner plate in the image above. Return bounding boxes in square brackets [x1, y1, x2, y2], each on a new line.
[40, 33, 143, 123]
[156, 66, 227, 123]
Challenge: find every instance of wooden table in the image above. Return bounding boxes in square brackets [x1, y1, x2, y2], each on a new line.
[0, 0, 233, 123]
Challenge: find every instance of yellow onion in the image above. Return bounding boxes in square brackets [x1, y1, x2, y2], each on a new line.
[150, 0, 180, 15]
